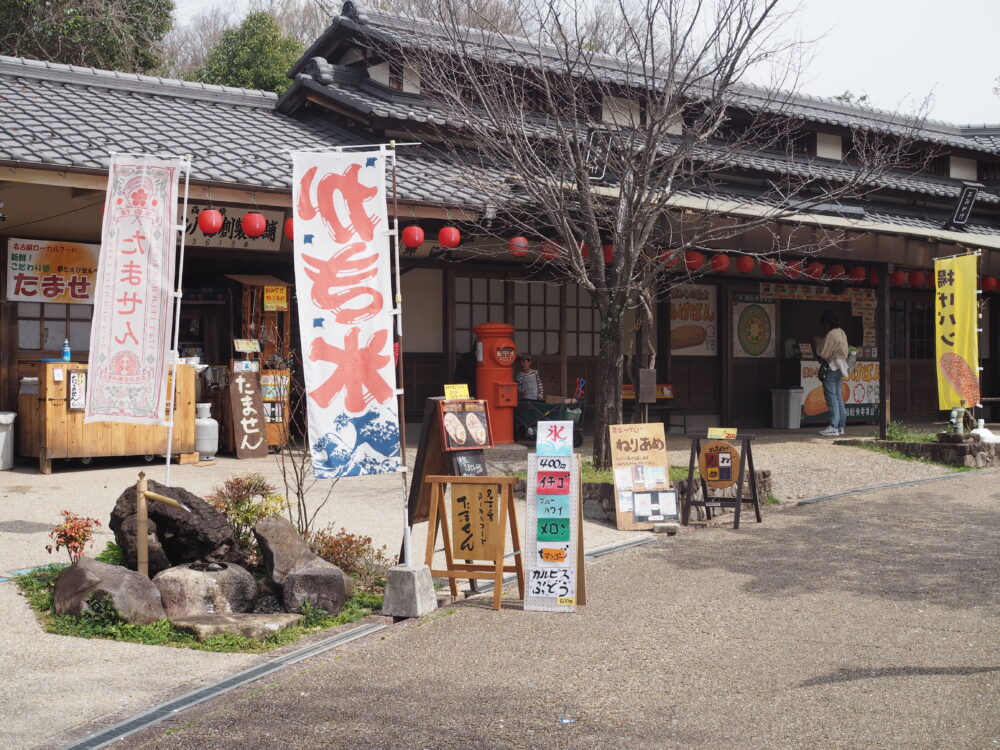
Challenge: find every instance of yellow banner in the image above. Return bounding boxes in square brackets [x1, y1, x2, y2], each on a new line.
[5, 238, 99, 304]
[934, 254, 980, 409]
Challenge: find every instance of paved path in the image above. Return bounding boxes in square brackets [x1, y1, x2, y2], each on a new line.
[108, 470, 1000, 750]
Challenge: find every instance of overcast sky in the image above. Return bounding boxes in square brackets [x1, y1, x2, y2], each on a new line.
[173, 0, 1000, 125]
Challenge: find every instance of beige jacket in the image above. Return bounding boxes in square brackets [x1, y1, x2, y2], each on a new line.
[819, 328, 850, 375]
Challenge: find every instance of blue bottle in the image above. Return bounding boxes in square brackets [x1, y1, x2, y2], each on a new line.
[62, 338, 71, 362]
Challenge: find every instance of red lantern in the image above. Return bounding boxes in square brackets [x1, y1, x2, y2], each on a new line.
[890, 269, 907, 286]
[736, 256, 755, 274]
[602, 244, 614, 264]
[827, 264, 846, 279]
[684, 251, 703, 271]
[658, 248, 678, 266]
[242, 212, 266, 238]
[805, 261, 824, 279]
[926, 272, 935, 288]
[507, 236, 529, 257]
[438, 226, 461, 248]
[541, 242, 560, 259]
[761, 259, 778, 276]
[908, 270, 926, 287]
[283, 217, 294, 241]
[198, 208, 223, 236]
[869, 268, 880, 285]
[849, 265, 866, 281]
[402, 225, 425, 249]
[983, 276, 998, 292]
[711, 253, 731, 272]
[786, 260, 802, 279]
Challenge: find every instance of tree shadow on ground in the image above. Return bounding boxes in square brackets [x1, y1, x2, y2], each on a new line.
[799, 666, 1000, 687]
[650, 486, 1000, 616]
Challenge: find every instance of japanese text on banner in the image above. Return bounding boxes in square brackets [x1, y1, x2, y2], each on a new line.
[85, 155, 181, 424]
[291, 151, 400, 478]
[934, 255, 980, 410]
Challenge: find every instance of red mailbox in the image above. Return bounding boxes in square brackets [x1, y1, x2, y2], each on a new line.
[474, 322, 517, 444]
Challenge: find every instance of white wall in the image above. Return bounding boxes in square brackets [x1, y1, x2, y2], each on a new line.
[368, 62, 390, 86]
[401, 268, 443, 352]
[816, 132, 843, 160]
[950, 156, 978, 181]
[602, 96, 641, 127]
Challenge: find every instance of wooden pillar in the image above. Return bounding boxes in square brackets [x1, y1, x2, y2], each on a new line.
[878, 262, 891, 439]
[721, 281, 733, 427]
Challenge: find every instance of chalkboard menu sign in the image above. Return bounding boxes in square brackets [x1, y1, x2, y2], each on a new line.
[452, 451, 487, 476]
[438, 399, 493, 451]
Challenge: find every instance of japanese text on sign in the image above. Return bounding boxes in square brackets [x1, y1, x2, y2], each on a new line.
[451, 483, 501, 560]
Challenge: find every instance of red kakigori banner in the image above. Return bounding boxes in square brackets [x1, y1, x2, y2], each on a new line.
[291, 151, 400, 478]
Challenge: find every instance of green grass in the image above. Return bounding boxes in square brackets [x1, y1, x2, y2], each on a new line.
[873, 420, 938, 444]
[519, 460, 689, 484]
[766, 494, 781, 505]
[14, 564, 383, 653]
[94, 541, 125, 566]
[855, 442, 973, 472]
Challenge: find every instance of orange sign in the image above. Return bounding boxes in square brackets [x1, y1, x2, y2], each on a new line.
[263, 285, 288, 311]
[5, 238, 99, 304]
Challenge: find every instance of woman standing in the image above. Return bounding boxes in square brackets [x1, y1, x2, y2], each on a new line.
[817, 310, 850, 436]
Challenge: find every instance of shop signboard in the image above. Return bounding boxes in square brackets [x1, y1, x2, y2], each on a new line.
[524, 420, 583, 613]
[263, 285, 288, 311]
[933, 254, 980, 409]
[609, 422, 675, 528]
[732, 301, 775, 358]
[291, 150, 400, 477]
[229, 371, 269, 458]
[438, 399, 493, 451]
[450, 482, 502, 560]
[5, 239, 99, 304]
[801, 361, 881, 423]
[185, 206, 283, 251]
[670, 283, 717, 356]
[85, 154, 182, 425]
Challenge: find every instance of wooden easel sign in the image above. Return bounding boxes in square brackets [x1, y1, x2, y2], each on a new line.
[609, 422, 672, 530]
[681, 434, 762, 530]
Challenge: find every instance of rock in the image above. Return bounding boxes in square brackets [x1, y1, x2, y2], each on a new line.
[54, 557, 165, 624]
[109, 480, 241, 576]
[253, 516, 325, 585]
[118, 514, 171, 575]
[282, 565, 354, 616]
[153, 562, 257, 618]
[381, 564, 437, 618]
[581, 483, 615, 523]
[170, 613, 302, 642]
[652, 522, 680, 534]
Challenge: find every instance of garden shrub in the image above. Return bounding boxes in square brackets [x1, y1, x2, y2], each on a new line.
[306, 525, 393, 593]
[206, 472, 286, 564]
[46, 511, 101, 563]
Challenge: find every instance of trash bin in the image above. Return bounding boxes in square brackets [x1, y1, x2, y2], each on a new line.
[770, 388, 803, 429]
[0, 412, 15, 470]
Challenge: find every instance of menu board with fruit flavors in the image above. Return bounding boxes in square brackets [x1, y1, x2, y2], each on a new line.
[437, 399, 493, 451]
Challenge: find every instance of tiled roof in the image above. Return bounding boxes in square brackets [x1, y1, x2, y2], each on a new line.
[0, 56, 485, 207]
[332, 1, 1000, 157]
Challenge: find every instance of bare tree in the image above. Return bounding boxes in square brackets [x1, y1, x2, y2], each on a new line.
[159, 8, 236, 79]
[363, 0, 929, 466]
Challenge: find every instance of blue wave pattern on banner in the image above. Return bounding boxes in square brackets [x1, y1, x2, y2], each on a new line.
[312, 406, 401, 477]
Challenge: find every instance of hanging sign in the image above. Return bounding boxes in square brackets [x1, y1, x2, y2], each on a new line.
[733, 302, 775, 358]
[292, 150, 400, 477]
[670, 283, 717, 356]
[5, 239, 98, 304]
[185, 206, 283, 251]
[263, 285, 288, 311]
[451, 483, 502, 560]
[934, 254, 980, 409]
[609, 423, 674, 529]
[229, 371, 268, 458]
[85, 154, 182, 424]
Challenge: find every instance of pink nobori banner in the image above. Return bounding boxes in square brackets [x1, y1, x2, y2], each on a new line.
[291, 150, 400, 478]
[85, 154, 182, 424]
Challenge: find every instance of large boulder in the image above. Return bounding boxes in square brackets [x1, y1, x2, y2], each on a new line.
[253, 516, 325, 585]
[282, 565, 354, 616]
[152, 562, 257, 618]
[109, 480, 242, 576]
[54, 557, 165, 624]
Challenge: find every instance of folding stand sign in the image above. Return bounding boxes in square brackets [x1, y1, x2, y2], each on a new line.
[422, 475, 524, 610]
[681, 433, 762, 530]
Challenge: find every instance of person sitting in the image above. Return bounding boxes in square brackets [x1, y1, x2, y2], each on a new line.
[515, 355, 544, 401]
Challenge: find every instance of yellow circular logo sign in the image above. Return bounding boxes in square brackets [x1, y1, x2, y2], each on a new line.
[697, 440, 740, 489]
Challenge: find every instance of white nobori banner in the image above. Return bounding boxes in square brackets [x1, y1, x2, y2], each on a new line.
[291, 150, 401, 478]
[85, 154, 182, 424]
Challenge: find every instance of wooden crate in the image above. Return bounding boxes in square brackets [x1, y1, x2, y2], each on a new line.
[16, 361, 196, 474]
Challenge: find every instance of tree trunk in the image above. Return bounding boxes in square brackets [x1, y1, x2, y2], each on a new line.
[592, 316, 624, 469]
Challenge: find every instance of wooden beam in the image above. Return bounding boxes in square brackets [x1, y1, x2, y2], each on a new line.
[878, 261, 891, 439]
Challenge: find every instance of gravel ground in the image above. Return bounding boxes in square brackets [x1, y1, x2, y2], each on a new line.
[111, 469, 1000, 750]
[0, 427, 967, 749]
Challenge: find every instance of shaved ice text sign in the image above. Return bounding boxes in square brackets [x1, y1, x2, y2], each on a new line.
[292, 151, 400, 478]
